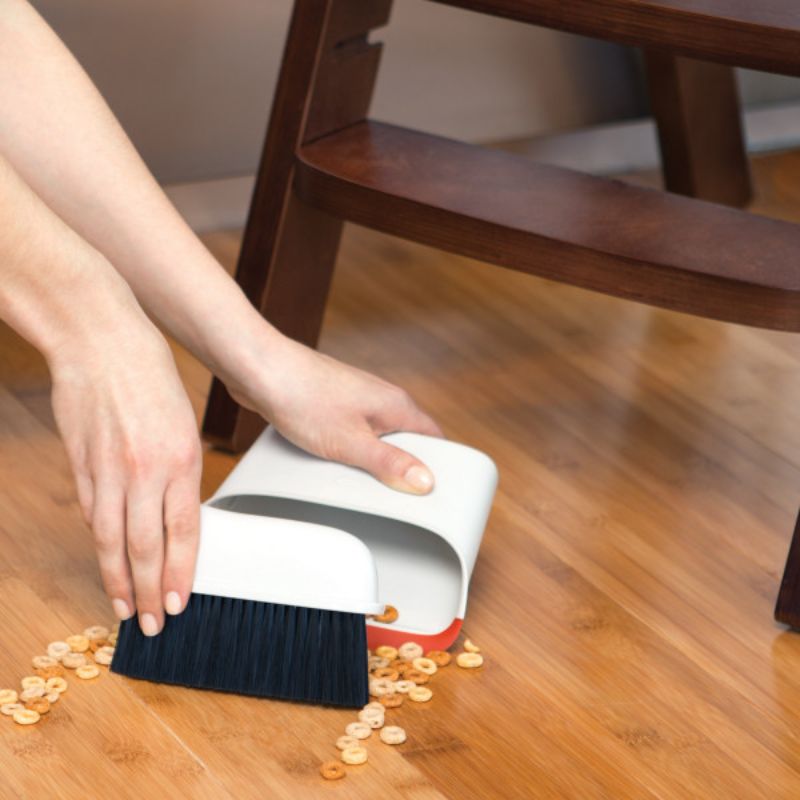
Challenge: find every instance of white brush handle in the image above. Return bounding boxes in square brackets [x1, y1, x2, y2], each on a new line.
[192, 505, 383, 615]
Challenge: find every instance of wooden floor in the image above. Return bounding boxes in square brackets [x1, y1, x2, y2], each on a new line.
[3, 150, 800, 799]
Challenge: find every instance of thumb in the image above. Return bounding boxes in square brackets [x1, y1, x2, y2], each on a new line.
[347, 433, 435, 495]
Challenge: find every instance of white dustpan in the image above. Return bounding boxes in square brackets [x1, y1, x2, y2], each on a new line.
[197, 428, 498, 651]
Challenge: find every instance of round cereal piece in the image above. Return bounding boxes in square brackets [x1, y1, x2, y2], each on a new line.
[412, 657, 438, 676]
[107, 631, 118, 646]
[335, 735, 361, 751]
[363, 701, 384, 713]
[35, 664, 65, 681]
[340, 746, 368, 766]
[20, 676, 46, 691]
[47, 641, 70, 661]
[61, 652, 88, 670]
[76, 664, 100, 680]
[344, 721, 371, 740]
[389, 658, 410, 674]
[408, 686, 433, 703]
[398, 642, 424, 662]
[66, 634, 90, 653]
[19, 687, 45, 702]
[0, 689, 18, 705]
[394, 680, 416, 694]
[380, 725, 407, 745]
[375, 645, 398, 661]
[31, 655, 59, 671]
[456, 652, 484, 669]
[369, 678, 394, 697]
[320, 761, 345, 781]
[374, 604, 399, 624]
[45, 677, 68, 694]
[24, 697, 50, 715]
[45, 692, 60, 705]
[372, 667, 399, 681]
[358, 708, 385, 729]
[93, 646, 115, 666]
[379, 693, 403, 709]
[367, 655, 390, 671]
[83, 625, 110, 642]
[0, 702, 22, 716]
[404, 669, 430, 685]
[426, 650, 452, 667]
[463, 639, 481, 654]
[12, 708, 39, 726]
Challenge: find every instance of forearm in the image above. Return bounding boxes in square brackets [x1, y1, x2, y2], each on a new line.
[0, 0, 279, 377]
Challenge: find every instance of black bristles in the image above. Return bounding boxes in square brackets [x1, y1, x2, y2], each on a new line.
[110, 593, 369, 707]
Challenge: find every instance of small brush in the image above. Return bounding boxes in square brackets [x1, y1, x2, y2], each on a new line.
[110, 505, 382, 707]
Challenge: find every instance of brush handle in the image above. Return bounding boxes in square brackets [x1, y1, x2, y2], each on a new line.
[192, 505, 383, 615]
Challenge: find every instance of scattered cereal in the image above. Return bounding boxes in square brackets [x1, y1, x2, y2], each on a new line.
[83, 625, 110, 642]
[363, 701, 384, 713]
[93, 646, 115, 666]
[31, 655, 58, 671]
[374, 605, 399, 624]
[375, 645, 398, 661]
[358, 707, 385, 729]
[19, 687, 45, 703]
[372, 667, 399, 681]
[463, 639, 480, 654]
[319, 761, 345, 780]
[24, 697, 50, 715]
[368, 656, 389, 671]
[344, 721, 371, 740]
[45, 692, 60, 705]
[411, 657, 437, 676]
[45, 677, 67, 694]
[426, 650, 452, 667]
[408, 686, 433, 703]
[20, 676, 45, 691]
[0, 703, 22, 716]
[12, 708, 39, 726]
[61, 653, 88, 670]
[380, 725, 407, 745]
[47, 642, 70, 661]
[398, 642, 424, 662]
[368, 678, 394, 697]
[335, 735, 361, 751]
[404, 669, 430, 685]
[0, 689, 18, 705]
[379, 693, 403, 709]
[66, 635, 90, 653]
[456, 652, 484, 669]
[76, 665, 100, 680]
[35, 664, 64, 680]
[393, 680, 416, 694]
[340, 746, 368, 765]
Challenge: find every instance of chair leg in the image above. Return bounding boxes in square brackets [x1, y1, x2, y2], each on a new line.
[775, 510, 800, 628]
[644, 50, 752, 207]
[202, 0, 393, 452]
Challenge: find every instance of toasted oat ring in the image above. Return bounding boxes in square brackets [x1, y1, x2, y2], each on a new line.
[358, 708, 385, 729]
[35, 665, 64, 680]
[45, 692, 60, 704]
[375, 645, 398, 661]
[61, 652, 88, 670]
[412, 657, 438, 676]
[83, 625, 110, 641]
[0, 689, 18, 705]
[369, 678, 394, 697]
[21, 676, 46, 691]
[340, 746, 368, 766]
[47, 641, 70, 661]
[66, 634, 90, 653]
[372, 667, 399, 681]
[426, 650, 452, 667]
[456, 652, 484, 669]
[12, 708, 40, 725]
[368, 655, 390, 672]
[408, 686, 433, 703]
[344, 721, 371, 740]
[107, 632, 118, 646]
[393, 680, 415, 694]
[398, 642, 424, 662]
[380, 725, 407, 745]
[31, 655, 59, 671]
[93, 646, 115, 666]
[336, 735, 361, 752]
[19, 687, 45, 702]
[76, 664, 100, 680]
[319, 761, 345, 780]
[374, 604, 399, 624]
[363, 701, 385, 713]
[88, 639, 109, 653]
[389, 658, 410, 674]
[379, 693, 403, 709]
[45, 677, 68, 694]
[0, 702, 22, 716]
[404, 669, 430, 685]
[24, 697, 50, 715]
[463, 639, 481, 654]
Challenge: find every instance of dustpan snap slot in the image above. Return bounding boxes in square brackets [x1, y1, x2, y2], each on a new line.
[211, 495, 463, 635]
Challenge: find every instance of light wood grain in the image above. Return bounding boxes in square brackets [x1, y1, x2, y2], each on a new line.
[1, 150, 800, 797]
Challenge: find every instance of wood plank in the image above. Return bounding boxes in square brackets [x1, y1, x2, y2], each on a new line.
[296, 120, 800, 331]
[430, 0, 800, 77]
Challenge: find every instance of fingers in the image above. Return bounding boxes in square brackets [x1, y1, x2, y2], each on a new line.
[126, 480, 166, 636]
[346, 433, 435, 495]
[91, 479, 134, 622]
[161, 469, 201, 616]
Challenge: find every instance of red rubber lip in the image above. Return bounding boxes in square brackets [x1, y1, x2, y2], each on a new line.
[366, 618, 462, 651]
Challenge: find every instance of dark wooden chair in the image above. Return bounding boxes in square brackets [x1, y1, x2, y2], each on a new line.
[200, 0, 800, 627]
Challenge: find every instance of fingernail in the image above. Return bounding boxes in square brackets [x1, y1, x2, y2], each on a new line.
[404, 465, 434, 493]
[140, 613, 159, 637]
[164, 591, 183, 615]
[111, 598, 132, 620]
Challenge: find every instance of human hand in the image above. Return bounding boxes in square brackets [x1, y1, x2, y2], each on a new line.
[223, 335, 443, 493]
[49, 303, 201, 636]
